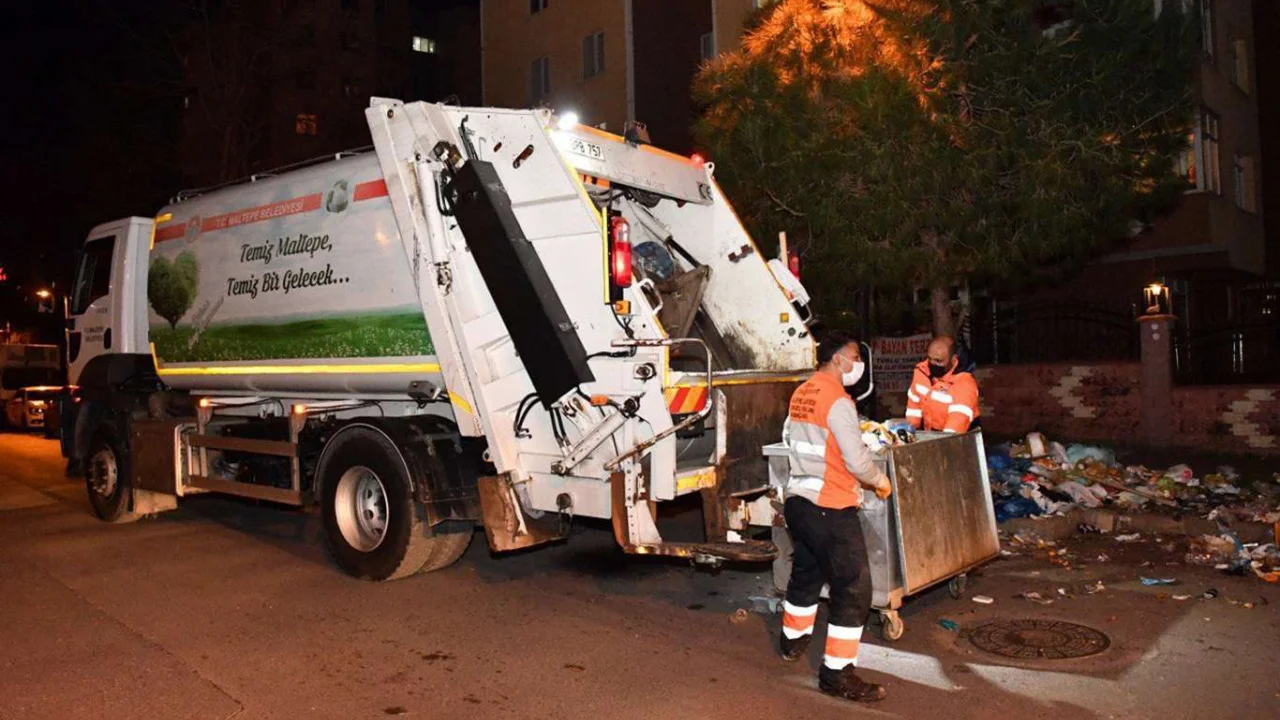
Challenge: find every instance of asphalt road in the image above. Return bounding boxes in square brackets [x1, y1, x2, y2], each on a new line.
[1, 432, 1277, 719]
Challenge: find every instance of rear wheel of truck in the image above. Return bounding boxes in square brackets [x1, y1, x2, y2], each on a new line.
[319, 426, 470, 581]
[86, 433, 137, 523]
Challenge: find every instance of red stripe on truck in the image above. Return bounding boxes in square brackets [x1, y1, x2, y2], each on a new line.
[154, 184, 375, 244]
[154, 224, 186, 242]
[353, 179, 388, 201]
[200, 193, 322, 233]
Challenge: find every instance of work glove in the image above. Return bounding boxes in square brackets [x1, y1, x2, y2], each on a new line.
[873, 475, 893, 500]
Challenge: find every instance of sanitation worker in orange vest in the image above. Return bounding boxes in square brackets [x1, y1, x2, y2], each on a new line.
[779, 331, 892, 703]
[905, 335, 979, 433]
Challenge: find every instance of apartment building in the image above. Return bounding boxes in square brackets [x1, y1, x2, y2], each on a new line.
[977, 0, 1278, 383]
[412, 0, 483, 106]
[480, 0, 713, 152]
[711, 0, 776, 55]
[177, 0, 413, 186]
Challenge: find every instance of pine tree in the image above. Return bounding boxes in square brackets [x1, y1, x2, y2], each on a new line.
[695, 0, 1198, 334]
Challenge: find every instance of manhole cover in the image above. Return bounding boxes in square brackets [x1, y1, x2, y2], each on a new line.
[967, 619, 1110, 660]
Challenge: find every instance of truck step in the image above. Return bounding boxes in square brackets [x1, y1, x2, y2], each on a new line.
[187, 475, 306, 506]
[626, 539, 777, 564]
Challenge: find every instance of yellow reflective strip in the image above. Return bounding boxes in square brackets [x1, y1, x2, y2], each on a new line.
[157, 363, 442, 376]
[672, 374, 809, 389]
[449, 391, 473, 414]
[601, 203, 609, 303]
[676, 468, 717, 493]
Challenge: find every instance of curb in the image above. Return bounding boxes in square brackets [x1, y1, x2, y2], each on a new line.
[1000, 508, 1276, 543]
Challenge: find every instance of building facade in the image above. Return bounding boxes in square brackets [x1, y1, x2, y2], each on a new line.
[965, 0, 1278, 386]
[480, 0, 712, 152]
[177, 0, 413, 187]
[412, 0, 484, 106]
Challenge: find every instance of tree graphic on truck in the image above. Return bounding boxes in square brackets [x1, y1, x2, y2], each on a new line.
[148, 251, 200, 329]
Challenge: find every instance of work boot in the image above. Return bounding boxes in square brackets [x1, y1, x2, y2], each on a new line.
[817, 666, 886, 702]
[779, 633, 811, 662]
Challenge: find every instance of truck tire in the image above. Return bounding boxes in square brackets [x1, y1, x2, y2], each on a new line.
[319, 426, 468, 581]
[86, 433, 138, 523]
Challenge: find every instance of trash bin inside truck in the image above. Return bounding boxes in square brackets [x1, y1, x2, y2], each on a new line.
[764, 431, 1000, 640]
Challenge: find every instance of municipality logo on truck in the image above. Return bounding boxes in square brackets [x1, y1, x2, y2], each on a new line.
[148, 157, 433, 366]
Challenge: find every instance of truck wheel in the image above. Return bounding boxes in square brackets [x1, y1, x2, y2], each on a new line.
[86, 434, 138, 523]
[319, 427, 468, 581]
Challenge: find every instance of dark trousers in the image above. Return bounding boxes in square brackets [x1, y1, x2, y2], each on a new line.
[783, 495, 873, 628]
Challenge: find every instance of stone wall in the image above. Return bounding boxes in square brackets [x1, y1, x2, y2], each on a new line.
[877, 361, 1280, 455]
[1172, 386, 1280, 453]
[972, 363, 1142, 442]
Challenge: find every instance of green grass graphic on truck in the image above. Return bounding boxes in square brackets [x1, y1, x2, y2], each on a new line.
[151, 312, 433, 363]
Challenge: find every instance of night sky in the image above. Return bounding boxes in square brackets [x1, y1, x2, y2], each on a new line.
[2, 1, 182, 301]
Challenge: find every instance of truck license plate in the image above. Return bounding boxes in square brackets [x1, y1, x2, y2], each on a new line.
[566, 138, 604, 161]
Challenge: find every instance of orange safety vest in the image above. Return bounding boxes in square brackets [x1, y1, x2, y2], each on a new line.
[905, 359, 979, 433]
[783, 372, 862, 509]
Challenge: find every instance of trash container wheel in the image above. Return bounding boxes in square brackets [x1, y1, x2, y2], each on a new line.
[880, 611, 904, 641]
[949, 574, 967, 599]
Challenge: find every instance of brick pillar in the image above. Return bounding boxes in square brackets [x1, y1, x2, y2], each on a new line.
[1138, 314, 1175, 447]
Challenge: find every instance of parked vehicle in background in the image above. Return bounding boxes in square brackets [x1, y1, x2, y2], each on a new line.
[4, 386, 60, 431]
[43, 386, 79, 438]
[0, 344, 60, 406]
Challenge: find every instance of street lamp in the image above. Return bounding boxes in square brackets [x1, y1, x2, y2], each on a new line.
[35, 289, 52, 299]
[1143, 280, 1170, 316]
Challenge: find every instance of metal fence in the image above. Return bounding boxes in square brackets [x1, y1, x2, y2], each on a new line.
[1173, 323, 1280, 385]
[970, 300, 1139, 365]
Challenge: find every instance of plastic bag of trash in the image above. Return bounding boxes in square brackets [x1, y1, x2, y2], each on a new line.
[1185, 534, 1242, 567]
[1025, 486, 1073, 516]
[992, 468, 1027, 497]
[1057, 480, 1105, 508]
[1026, 432, 1049, 458]
[995, 496, 1042, 522]
[987, 448, 1014, 472]
[1113, 491, 1151, 508]
[1049, 441, 1070, 465]
[1066, 444, 1117, 466]
[1165, 464, 1196, 483]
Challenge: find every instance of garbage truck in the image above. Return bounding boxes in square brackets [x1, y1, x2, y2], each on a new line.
[62, 99, 817, 580]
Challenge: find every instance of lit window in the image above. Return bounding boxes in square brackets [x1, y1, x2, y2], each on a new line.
[531, 56, 551, 104]
[582, 32, 605, 79]
[530, 0, 548, 13]
[700, 32, 715, 61]
[412, 36, 436, 54]
[295, 113, 318, 136]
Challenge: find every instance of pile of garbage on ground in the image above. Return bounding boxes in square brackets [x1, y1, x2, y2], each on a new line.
[987, 431, 1280, 583]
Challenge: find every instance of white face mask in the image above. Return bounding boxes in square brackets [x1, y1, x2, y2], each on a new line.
[837, 352, 866, 386]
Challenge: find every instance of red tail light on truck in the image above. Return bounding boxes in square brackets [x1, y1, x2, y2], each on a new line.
[610, 216, 632, 289]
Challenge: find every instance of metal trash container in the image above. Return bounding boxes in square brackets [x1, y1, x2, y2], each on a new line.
[764, 431, 999, 640]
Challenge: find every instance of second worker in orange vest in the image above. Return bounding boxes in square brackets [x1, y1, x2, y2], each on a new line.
[778, 331, 891, 703]
[905, 335, 980, 434]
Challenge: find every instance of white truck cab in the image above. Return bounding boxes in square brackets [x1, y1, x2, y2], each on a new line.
[66, 217, 153, 387]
